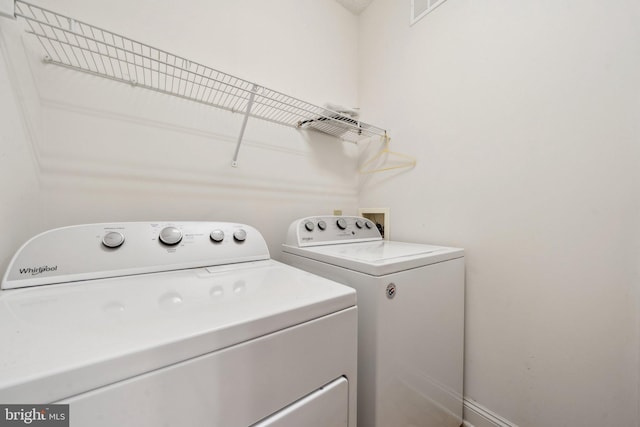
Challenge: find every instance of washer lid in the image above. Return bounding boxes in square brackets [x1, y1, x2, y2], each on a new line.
[0, 260, 356, 404]
[282, 241, 464, 276]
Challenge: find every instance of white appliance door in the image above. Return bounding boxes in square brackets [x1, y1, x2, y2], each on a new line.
[59, 309, 357, 427]
[253, 377, 348, 427]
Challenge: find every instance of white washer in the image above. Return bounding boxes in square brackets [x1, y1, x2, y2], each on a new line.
[282, 216, 464, 427]
[0, 221, 358, 427]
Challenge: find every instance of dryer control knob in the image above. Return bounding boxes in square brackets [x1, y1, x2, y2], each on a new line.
[365, 221, 373, 229]
[210, 229, 225, 243]
[355, 219, 364, 229]
[318, 220, 327, 231]
[233, 229, 247, 242]
[102, 231, 125, 248]
[336, 218, 347, 230]
[304, 221, 315, 232]
[159, 226, 183, 245]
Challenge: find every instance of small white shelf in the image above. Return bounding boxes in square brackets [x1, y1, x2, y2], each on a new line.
[14, 0, 387, 160]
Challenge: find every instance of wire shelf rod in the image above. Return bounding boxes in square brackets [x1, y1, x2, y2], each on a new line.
[14, 0, 387, 148]
[38, 46, 370, 133]
[27, 25, 374, 129]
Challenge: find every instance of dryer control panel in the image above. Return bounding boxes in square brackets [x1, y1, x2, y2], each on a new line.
[286, 216, 382, 247]
[2, 222, 270, 290]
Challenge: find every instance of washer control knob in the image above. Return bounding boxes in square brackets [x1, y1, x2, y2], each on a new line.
[304, 221, 315, 232]
[355, 219, 364, 229]
[336, 218, 347, 230]
[102, 231, 125, 248]
[318, 220, 327, 231]
[210, 229, 225, 243]
[365, 221, 373, 229]
[233, 229, 247, 242]
[159, 226, 182, 246]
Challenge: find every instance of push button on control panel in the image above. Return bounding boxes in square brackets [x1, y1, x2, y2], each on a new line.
[102, 231, 125, 248]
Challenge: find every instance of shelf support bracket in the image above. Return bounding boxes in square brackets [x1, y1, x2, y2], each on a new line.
[231, 84, 259, 168]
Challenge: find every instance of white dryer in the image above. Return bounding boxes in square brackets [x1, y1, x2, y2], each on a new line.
[282, 216, 464, 427]
[0, 221, 358, 427]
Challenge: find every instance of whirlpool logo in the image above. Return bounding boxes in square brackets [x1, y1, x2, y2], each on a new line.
[18, 266, 58, 276]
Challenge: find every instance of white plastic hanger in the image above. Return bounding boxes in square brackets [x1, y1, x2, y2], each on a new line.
[358, 135, 417, 174]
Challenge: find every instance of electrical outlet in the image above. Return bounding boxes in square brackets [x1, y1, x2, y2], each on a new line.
[358, 208, 390, 240]
[333, 209, 343, 216]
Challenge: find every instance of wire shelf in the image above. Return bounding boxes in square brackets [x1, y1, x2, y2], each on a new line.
[14, 0, 386, 144]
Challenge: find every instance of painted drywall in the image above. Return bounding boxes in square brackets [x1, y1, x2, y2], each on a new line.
[0, 0, 362, 273]
[0, 26, 42, 274]
[358, 0, 640, 426]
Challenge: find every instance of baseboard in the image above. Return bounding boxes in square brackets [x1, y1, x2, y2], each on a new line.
[463, 398, 519, 427]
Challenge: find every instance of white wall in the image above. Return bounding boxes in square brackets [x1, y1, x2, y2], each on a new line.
[0, 26, 42, 273]
[0, 0, 361, 273]
[358, 0, 640, 426]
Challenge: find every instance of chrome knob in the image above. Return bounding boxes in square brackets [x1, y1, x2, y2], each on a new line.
[102, 231, 125, 248]
[233, 229, 247, 242]
[159, 226, 182, 245]
[210, 229, 225, 243]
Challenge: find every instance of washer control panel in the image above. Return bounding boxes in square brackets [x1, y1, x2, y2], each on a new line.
[2, 222, 270, 290]
[286, 216, 382, 247]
